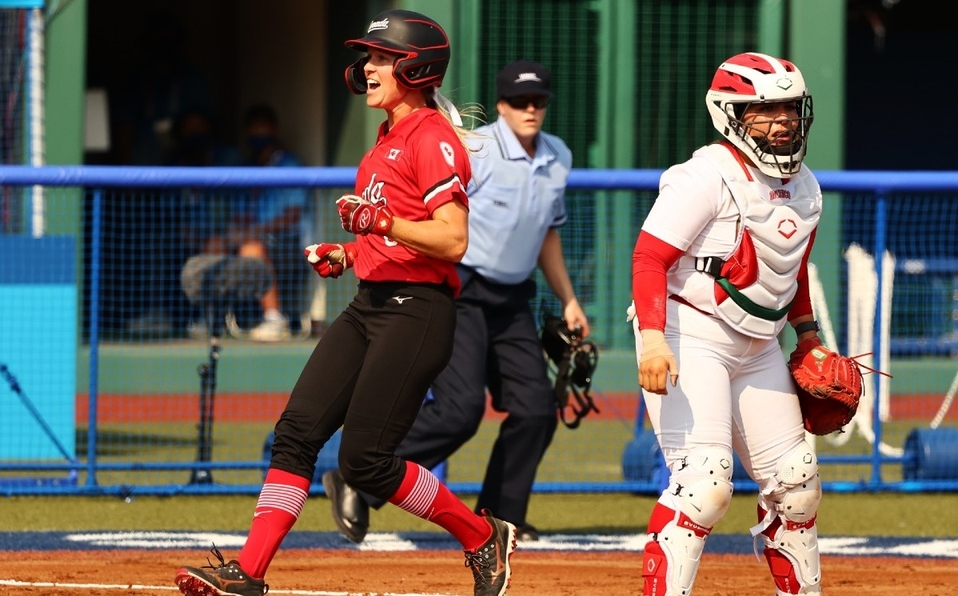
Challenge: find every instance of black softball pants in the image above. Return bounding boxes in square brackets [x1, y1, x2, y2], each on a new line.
[366, 274, 558, 526]
[268, 280, 456, 501]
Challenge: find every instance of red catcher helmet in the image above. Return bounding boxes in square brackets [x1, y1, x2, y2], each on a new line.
[705, 52, 814, 178]
[344, 10, 450, 95]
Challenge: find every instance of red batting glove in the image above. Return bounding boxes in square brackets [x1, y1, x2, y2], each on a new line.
[304, 242, 357, 278]
[337, 195, 394, 236]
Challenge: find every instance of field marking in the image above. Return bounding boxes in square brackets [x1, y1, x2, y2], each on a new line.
[49, 531, 958, 559]
[0, 580, 452, 596]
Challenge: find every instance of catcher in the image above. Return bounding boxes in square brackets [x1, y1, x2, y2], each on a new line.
[630, 53, 831, 596]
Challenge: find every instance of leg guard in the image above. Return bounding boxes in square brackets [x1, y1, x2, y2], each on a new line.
[643, 446, 735, 596]
[751, 441, 823, 595]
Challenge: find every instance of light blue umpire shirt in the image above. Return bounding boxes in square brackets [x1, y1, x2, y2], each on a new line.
[461, 116, 573, 285]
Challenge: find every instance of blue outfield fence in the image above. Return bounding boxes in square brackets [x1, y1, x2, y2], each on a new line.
[1, 165, 958, 496]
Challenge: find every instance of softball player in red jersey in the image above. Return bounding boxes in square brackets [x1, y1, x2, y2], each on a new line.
[631, 53, 825, 596]
[175, 10, 516, 596]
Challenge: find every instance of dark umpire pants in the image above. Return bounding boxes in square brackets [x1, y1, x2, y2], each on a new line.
[364, 271, 558, 526]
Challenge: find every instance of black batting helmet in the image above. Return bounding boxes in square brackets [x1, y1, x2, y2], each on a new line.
[344, 9, 450, 95]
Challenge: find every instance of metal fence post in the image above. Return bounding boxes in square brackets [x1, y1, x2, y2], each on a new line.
[85, 188, 102, 488]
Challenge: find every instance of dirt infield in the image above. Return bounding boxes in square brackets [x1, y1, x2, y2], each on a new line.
[3, 549, 957, 595]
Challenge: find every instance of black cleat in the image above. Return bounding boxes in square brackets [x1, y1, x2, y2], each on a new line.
[464, 512, 517, 596]
[322, 468, 369, 544]
[174, 545, 267, 595]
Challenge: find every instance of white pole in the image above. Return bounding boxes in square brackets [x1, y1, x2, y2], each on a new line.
[29, 7, 45, 238]
[879, 250, 894, 421]
[807, 262, 838, 350]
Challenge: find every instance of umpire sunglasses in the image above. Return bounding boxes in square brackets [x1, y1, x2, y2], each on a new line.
[502, 95, 550, 110]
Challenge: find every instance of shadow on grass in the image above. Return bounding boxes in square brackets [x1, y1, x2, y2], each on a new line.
[76, 427, 200, 456]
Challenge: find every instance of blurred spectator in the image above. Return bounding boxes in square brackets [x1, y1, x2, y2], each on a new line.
[168, 107, 243, 170]
[112, 10, 214, 166]
[171, 106, 244, 254]
[227, 104, 309, 342]
[169, 108, 244, 335]
[108, 10, 216, 337]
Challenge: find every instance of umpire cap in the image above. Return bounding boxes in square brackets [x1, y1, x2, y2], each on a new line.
[496, 60, 554, 99]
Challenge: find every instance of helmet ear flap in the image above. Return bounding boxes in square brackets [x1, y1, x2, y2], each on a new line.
[345, 57, 370, 95]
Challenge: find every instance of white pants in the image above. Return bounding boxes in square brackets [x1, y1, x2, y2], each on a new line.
[634, 299, 806, 482]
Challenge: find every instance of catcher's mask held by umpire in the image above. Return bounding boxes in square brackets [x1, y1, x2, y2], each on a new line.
[343, 9, 450, 94]
[541, 313, 600, 429]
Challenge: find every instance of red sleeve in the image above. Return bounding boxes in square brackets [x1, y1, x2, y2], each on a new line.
[413, 120, 471, 214]
[787, 229, 818, 321]
[632, 230, 684, 331]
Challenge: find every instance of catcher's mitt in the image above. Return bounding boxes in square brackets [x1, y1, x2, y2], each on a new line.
[789, 339, 864, 435]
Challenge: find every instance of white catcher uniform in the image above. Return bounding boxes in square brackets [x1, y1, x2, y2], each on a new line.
[631, 142, 824, 596]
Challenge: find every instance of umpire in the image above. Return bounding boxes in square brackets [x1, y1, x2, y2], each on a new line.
[324, 59, 590, 543]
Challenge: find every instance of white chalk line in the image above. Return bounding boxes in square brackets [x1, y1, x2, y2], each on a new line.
[0, 580, 453, 596]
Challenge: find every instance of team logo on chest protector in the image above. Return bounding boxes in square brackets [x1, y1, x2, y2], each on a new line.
[698, 144, 821, 339]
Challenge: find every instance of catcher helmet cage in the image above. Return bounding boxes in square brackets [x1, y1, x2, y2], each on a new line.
[541, 314, 600, 429]
[344, 9, 450, 95]
[706, 52, 813, 178]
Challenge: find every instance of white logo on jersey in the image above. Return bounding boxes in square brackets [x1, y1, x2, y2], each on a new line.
[368, 18, 389, 32]
[439, 141, 455, 167]
[361, 173, 386, 205]
[387, 148, 402, 160]
[361, 173, 397, 247]
[392, 296, 413, 304]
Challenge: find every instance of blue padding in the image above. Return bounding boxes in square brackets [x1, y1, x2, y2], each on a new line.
[0, 0, 44, 7]
[903, 428, 958, 481]
[621, 431, 669, 493]
[0, 236, 77, 460]
[0, 286, 77, 459]
[0, 236, 76, 284]
[2, 166, 958, 192]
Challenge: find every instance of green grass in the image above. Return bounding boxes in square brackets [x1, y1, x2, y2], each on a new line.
[49, 417, 928, 488]
[6, 409, 955, 539]
[2, 492, 956, 538]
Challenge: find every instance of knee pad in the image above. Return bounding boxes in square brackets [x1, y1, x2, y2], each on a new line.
[643, 446, 735, 596]
[753, 441, 822, 594]
[771, 441, 822, 524]
[669, 445, 736, 529]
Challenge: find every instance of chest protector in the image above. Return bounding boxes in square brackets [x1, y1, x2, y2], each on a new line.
[695, 144, 821, 339]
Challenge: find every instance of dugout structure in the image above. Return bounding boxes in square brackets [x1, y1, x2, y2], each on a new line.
[0, 166, 957, 496]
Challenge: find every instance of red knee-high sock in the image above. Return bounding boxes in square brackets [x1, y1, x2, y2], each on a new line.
[388, 461, 492, 551]
[238, 468, 310, 579]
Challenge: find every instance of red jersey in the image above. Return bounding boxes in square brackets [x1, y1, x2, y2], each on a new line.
[351, 108, 471, 294]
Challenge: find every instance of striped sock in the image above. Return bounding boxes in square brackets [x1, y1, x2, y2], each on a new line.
[388, 461, 492, 551]
[238, 468, 310, 578]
